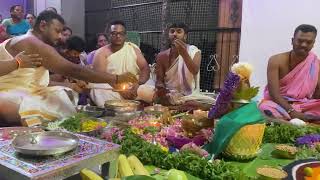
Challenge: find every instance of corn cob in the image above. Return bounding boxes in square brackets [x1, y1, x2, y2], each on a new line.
[127, 155, 150, 176]
[118, 154, 134, 177]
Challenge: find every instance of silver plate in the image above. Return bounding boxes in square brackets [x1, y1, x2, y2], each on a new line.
[12, 131, 79, 156]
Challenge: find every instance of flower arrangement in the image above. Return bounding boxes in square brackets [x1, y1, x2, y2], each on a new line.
[128, 115, 213, 149]
[208, 62, 259, 119]
[208, 72, 240, 119]
[296, 134, 320, 148]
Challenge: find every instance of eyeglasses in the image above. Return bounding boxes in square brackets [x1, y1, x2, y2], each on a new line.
[110, 32, 126, 37]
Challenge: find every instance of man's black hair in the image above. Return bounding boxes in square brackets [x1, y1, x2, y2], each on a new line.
[46, 7, 58, 14]
[24, 13, 35, 19]
[110, 20, 126, 29]
[66, 36, 86, 52]
[168, 22, 189, 33]
[107, 20, 126, 33]
[294, 24, 317, 37]
[10, 5, 22, 13]
[34, 10, 65, 30]
[63, 26, 72, 34]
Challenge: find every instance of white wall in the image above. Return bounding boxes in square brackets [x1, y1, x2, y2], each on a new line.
[34, 0, 84, 38]
[61, 0, 85, 38]
[34, 0, 61, 15]
[239, 0, 320, 98]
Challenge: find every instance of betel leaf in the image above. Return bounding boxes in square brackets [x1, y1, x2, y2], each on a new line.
[233, 86, 259, 100]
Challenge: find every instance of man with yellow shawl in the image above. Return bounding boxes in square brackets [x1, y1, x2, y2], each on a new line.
[0, 11, 136, 126]
[90, 20, 152, 107]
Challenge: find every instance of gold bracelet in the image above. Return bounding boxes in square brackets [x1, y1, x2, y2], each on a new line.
[15, 57, 22, 68]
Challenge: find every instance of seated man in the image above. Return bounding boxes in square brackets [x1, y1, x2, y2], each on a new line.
[0, 11, 136, 126]
[50, 36, 90, 105]
[155, 22, 201, 105]
[90, 20, 151, 107]
[259, 24, 320, 123]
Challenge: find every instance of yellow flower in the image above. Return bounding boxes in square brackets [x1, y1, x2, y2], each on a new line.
[231, 62, 253, 80]
[131, 127, 143, 135]
[160, 146, 169, 152]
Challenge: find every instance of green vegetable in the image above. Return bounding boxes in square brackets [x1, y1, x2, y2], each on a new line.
[296, 146, 320, 160]
[117, 130, 245, 180]
[233, 86, 259, 100]
[59, 113, 88, 132]
[263, 124, 320, 144]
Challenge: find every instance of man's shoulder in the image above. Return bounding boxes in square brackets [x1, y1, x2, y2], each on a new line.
[95, 45, 112, 57]
[269, 52, 289, 63]
[157, 49, 170, 57]
[10, 34, 46, 48]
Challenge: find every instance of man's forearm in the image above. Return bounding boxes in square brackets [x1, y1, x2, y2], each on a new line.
[67, 64, 116, 84]
[270, 92, 293, 112]
[0, 60, 18, 76]
[138, 69, 150, 85]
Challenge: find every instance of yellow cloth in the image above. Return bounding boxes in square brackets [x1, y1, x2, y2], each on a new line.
[0, 39, 76, 123]
[90, 42, 154, 106]
[165, 45, 201, 104]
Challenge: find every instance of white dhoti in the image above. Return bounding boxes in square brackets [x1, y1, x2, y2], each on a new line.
[165, 45, 201, 105]
[90, 42, 155, 107]
[0, 39, 77, 125]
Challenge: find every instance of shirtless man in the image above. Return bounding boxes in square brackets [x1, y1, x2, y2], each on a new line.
[155, 22, 201, 105]
[259, 24, 320, 123]
[0, 11, 136, 125]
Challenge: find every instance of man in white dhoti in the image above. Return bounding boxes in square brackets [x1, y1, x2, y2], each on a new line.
[90, 20, 152, 107]
[155, 22, 201, 105]
[0, 11, 137, 126]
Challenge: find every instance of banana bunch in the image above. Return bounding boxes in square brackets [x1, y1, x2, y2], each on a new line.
[117, 154, 150, 178]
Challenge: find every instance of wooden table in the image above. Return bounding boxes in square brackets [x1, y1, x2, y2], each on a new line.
[0, 127, 119, 180]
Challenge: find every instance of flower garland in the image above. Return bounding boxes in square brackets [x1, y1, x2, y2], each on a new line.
[208, 72, 241, 119]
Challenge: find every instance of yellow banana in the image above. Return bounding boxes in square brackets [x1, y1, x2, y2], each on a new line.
[127, 155, 150, 176]
[118, 154, 134, 177]
[80, 168, 103, 180]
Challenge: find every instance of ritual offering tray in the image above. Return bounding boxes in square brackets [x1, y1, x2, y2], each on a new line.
[256, 167, 288, 180]
[273, 144, 298, 159]
[105, 100, 140, 113]
[181, 114, 214, 137]
[144, 104, 173, 124]
[283, 159, 320, 180]
[76, 105, 105, 118]
[12, 131, 79, 156]
[47, 113, 108, 136]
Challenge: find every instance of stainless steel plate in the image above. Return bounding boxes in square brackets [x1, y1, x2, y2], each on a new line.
[12, 131, 79, 156]
[104, 100, 140, 112]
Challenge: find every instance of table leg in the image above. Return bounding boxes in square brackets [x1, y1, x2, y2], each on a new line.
[101, 162, 110, 179]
